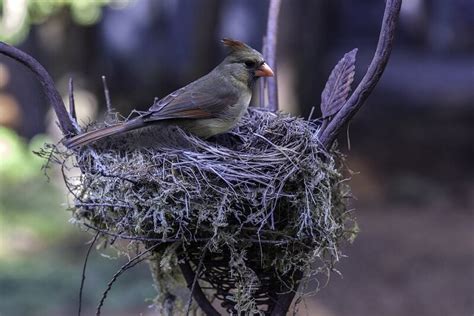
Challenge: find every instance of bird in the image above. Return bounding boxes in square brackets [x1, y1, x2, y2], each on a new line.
[64, 38, 273, 148]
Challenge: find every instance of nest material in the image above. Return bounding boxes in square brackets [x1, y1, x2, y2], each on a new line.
[42, 108, 356, 314]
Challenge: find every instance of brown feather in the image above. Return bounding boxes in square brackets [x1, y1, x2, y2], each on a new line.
[171, 109, 213, 118]
[146, 80, 237, 121]
[64, 118, 145, 148]
[222, 38, 250, 51]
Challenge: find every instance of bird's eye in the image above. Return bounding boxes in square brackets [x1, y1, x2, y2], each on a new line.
[244, 60, 256, 68]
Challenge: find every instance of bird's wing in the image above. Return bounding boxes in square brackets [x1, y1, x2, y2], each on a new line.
[146, 81, 238, 121]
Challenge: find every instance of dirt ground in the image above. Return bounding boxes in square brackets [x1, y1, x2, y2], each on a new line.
[299, 206, 474, 316]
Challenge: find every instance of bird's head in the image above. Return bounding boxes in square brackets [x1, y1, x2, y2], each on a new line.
[219, 38, 274, 88]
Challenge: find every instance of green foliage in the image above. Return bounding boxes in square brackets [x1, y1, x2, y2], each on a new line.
[0, 127, 44, 181]
[0, 0, 128, 45]
[0, 127, 68, 241]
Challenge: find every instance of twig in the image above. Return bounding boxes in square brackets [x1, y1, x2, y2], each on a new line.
[264, 0, 282, 112]
[184, 246, 208, 316]
[101, 75, 113, 113]
[82, 222, 202, 242]
[75, 202, 133, 209]
[307, 106, 315, 121]
[68, 77, 81, 133]
[0, 41, 78, 135]
[78, 232, 100, 316]
[82, 222, 290, 245]
[319, 0, 402, 148]
[96, 243, 160, 316]
[69, 78, 77, 122]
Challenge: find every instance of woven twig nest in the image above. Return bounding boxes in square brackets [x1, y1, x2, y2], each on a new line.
[41, 108, 357, 314]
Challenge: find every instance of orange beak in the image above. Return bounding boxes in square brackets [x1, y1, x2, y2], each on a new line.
[255, 63, 274, 77]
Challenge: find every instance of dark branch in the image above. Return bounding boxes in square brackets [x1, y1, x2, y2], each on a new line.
[0, 41, 78, 135]
[68, 77, 82, 133]
[184, 247, 208, 316]
[319, 0, 402, 148]
[264, 0, 282, 112]
[269, 269, 303, 316]
[178, 253, 220, 316]
[69, 78, 77, 123]
[270, 290, 298, 316]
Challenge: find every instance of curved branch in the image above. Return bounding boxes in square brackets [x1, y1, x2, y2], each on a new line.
[320, 0, 402, 148]
[0, 41, 78, 135]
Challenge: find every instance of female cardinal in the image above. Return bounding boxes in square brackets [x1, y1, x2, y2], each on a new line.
[64, 39, 273, 148]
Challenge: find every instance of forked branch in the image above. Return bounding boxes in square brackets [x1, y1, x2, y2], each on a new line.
[319, 0, 402, 148]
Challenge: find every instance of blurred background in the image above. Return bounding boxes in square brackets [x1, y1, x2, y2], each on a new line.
[0, 0, 473, 315]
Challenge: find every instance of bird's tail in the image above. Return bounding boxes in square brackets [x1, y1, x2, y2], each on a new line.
[64, 118, 145, 148]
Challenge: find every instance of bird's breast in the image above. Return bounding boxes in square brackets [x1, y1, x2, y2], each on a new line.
[225, 90, 251, 126]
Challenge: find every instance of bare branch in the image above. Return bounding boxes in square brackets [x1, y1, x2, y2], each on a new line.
[264, 0, 282, 112]
[101, 75, 113, 113]
[319, 0, 402, 148]
[68, 77, 83, 133]
[0, 41, 78, 135]
[69, 77, 77, 122]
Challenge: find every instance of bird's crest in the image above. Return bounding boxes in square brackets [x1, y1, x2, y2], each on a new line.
[222, 38, 251, 51]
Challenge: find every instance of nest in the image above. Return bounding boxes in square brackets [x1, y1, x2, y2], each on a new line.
[41, 108, 357, 314]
